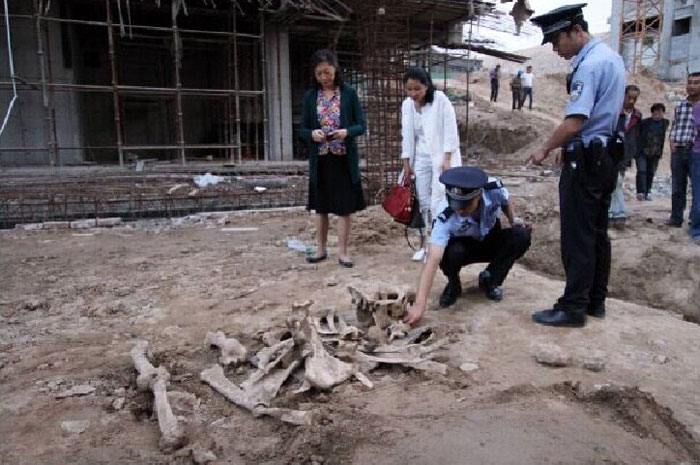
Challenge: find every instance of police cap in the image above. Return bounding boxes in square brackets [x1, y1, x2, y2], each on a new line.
[531, 3, 587, 45]
[439, 166, 487, 210]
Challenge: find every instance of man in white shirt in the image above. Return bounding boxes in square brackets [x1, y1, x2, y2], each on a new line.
[521, 65, 534, 110]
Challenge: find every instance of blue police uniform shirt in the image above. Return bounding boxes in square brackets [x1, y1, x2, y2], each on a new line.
[565, 38, 625, 147]
[430, 182, 509, 247]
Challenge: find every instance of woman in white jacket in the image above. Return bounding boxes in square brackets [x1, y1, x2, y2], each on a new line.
[401, 67, 462, 261]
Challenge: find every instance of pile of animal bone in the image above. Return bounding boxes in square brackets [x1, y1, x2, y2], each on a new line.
[130, 284, 450, 452]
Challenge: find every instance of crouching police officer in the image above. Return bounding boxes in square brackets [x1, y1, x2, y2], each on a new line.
[404, 166, 531, 326]
[527, 4, 625, 327]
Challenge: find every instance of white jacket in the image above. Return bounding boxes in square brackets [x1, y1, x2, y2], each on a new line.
[400, 90, 462, 216]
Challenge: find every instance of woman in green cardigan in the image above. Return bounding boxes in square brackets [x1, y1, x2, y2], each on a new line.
[299, 49, 367, 268]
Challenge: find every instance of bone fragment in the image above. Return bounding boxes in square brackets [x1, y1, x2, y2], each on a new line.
[200, 364, 317, 425]
[345, 350, 448, 376]
[312, 307, 362, 340]
[241, 360, 300, 406]
[259, 328, 292, 347]
[130, 341, 187, 451]
[54, 384, 96, 399]
[303, 317, 357, 389]
[200, 365, 256, 410]
[387, 321, 410, 342]
[130, 340, 165, 391]
[292, 299, 313, 312]
[153, 377, 188, 451]
[190, 443, 217, 464]
[204, 331, 247, 366]
[251, 337, 295, 371]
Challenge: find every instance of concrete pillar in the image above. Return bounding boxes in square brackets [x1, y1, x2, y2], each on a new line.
[689, 1, 700, 74]
[658, 0, 676, 80]
[609, 0, 624, 54]
[264, 25, 293, 162]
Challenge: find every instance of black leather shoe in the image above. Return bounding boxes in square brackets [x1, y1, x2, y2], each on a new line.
[665, 220, 682, 228]
[478, 270, 503, 302]
[439, 281, 462, 308]
[532, 309, 585, 328]
[587, 305, 605, 318]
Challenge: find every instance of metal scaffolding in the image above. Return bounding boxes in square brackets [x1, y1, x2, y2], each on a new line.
[0, 0, 528, 227]
[0, 0, 268, 166]
[620, 0, 665, 74]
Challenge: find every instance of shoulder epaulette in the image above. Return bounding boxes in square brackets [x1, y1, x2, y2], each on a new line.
[484, 177, 503, 190]
[437, 206, 454, 222]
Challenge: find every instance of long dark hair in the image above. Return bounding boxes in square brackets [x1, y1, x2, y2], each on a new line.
[310, 49, 343, 89]
[404, 67, 435, 104]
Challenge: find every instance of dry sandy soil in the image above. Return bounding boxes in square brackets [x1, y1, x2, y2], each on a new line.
[2, 59, 699, 464]
[1, 171, 699, 464]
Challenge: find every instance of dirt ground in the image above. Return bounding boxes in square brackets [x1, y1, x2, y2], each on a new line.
[2, 52, 700, 464]
[2, 170, 700, 464]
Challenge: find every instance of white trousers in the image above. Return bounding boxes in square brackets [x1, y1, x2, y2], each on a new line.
[414, 152, 443, 233]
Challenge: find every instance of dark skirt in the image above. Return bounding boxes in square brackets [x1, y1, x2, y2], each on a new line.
[307, 154, 366, 216]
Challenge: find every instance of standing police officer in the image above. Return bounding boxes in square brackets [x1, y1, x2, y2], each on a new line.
[527, 4, 625, 327]
[404, 166, 531, 326]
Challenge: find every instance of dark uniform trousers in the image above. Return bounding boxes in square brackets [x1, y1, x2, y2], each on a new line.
[556, 143, 617, 313]
[439, 219, 532, 286]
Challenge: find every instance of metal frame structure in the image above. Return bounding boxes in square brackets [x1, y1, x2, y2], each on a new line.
[1, 0, 267, 166]
[620, 0, 665, 74]
[0, 0, 531, 228]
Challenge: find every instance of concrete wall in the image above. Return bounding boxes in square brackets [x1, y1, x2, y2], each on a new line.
[0, 2, 82, 165]
[688, 0, 700, 74]
[265, 24, 293, 162]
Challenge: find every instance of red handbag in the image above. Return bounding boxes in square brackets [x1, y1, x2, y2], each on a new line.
[382, 174, 414, 225]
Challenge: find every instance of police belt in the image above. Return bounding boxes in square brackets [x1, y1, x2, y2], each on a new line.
[562, 138, 610, 163]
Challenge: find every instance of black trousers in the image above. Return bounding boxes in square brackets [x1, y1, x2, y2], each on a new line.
[556, 148, 616, 313]
[635, 156, 660, 196]
[439, 220, 531, 286]
[512, 90, 522, 110]
[490, 79, 499, 102]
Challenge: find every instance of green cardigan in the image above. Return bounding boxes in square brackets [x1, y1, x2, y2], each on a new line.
[298, 83, 366, 186]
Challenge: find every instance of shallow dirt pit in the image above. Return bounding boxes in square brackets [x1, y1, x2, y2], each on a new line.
[354, 384, 700, 465]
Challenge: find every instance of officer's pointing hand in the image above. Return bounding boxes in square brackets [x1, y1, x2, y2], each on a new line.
[404, 303, 425, 326]
[526, 147, 548, 166]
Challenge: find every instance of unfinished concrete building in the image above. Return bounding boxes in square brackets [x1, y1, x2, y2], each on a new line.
[610, 0, 700, 79]
[0, 0, 527, 227]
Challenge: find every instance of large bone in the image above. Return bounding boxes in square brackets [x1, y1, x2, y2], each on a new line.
[350, 351, 448, 376]
[200, 364, 318, 425]
[348, 285, 415, 330]
[130, 341, 187, 451]
[302, 316, 372, 389]
[336, 339, 448, 376]
[204, 331, 247, 366]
